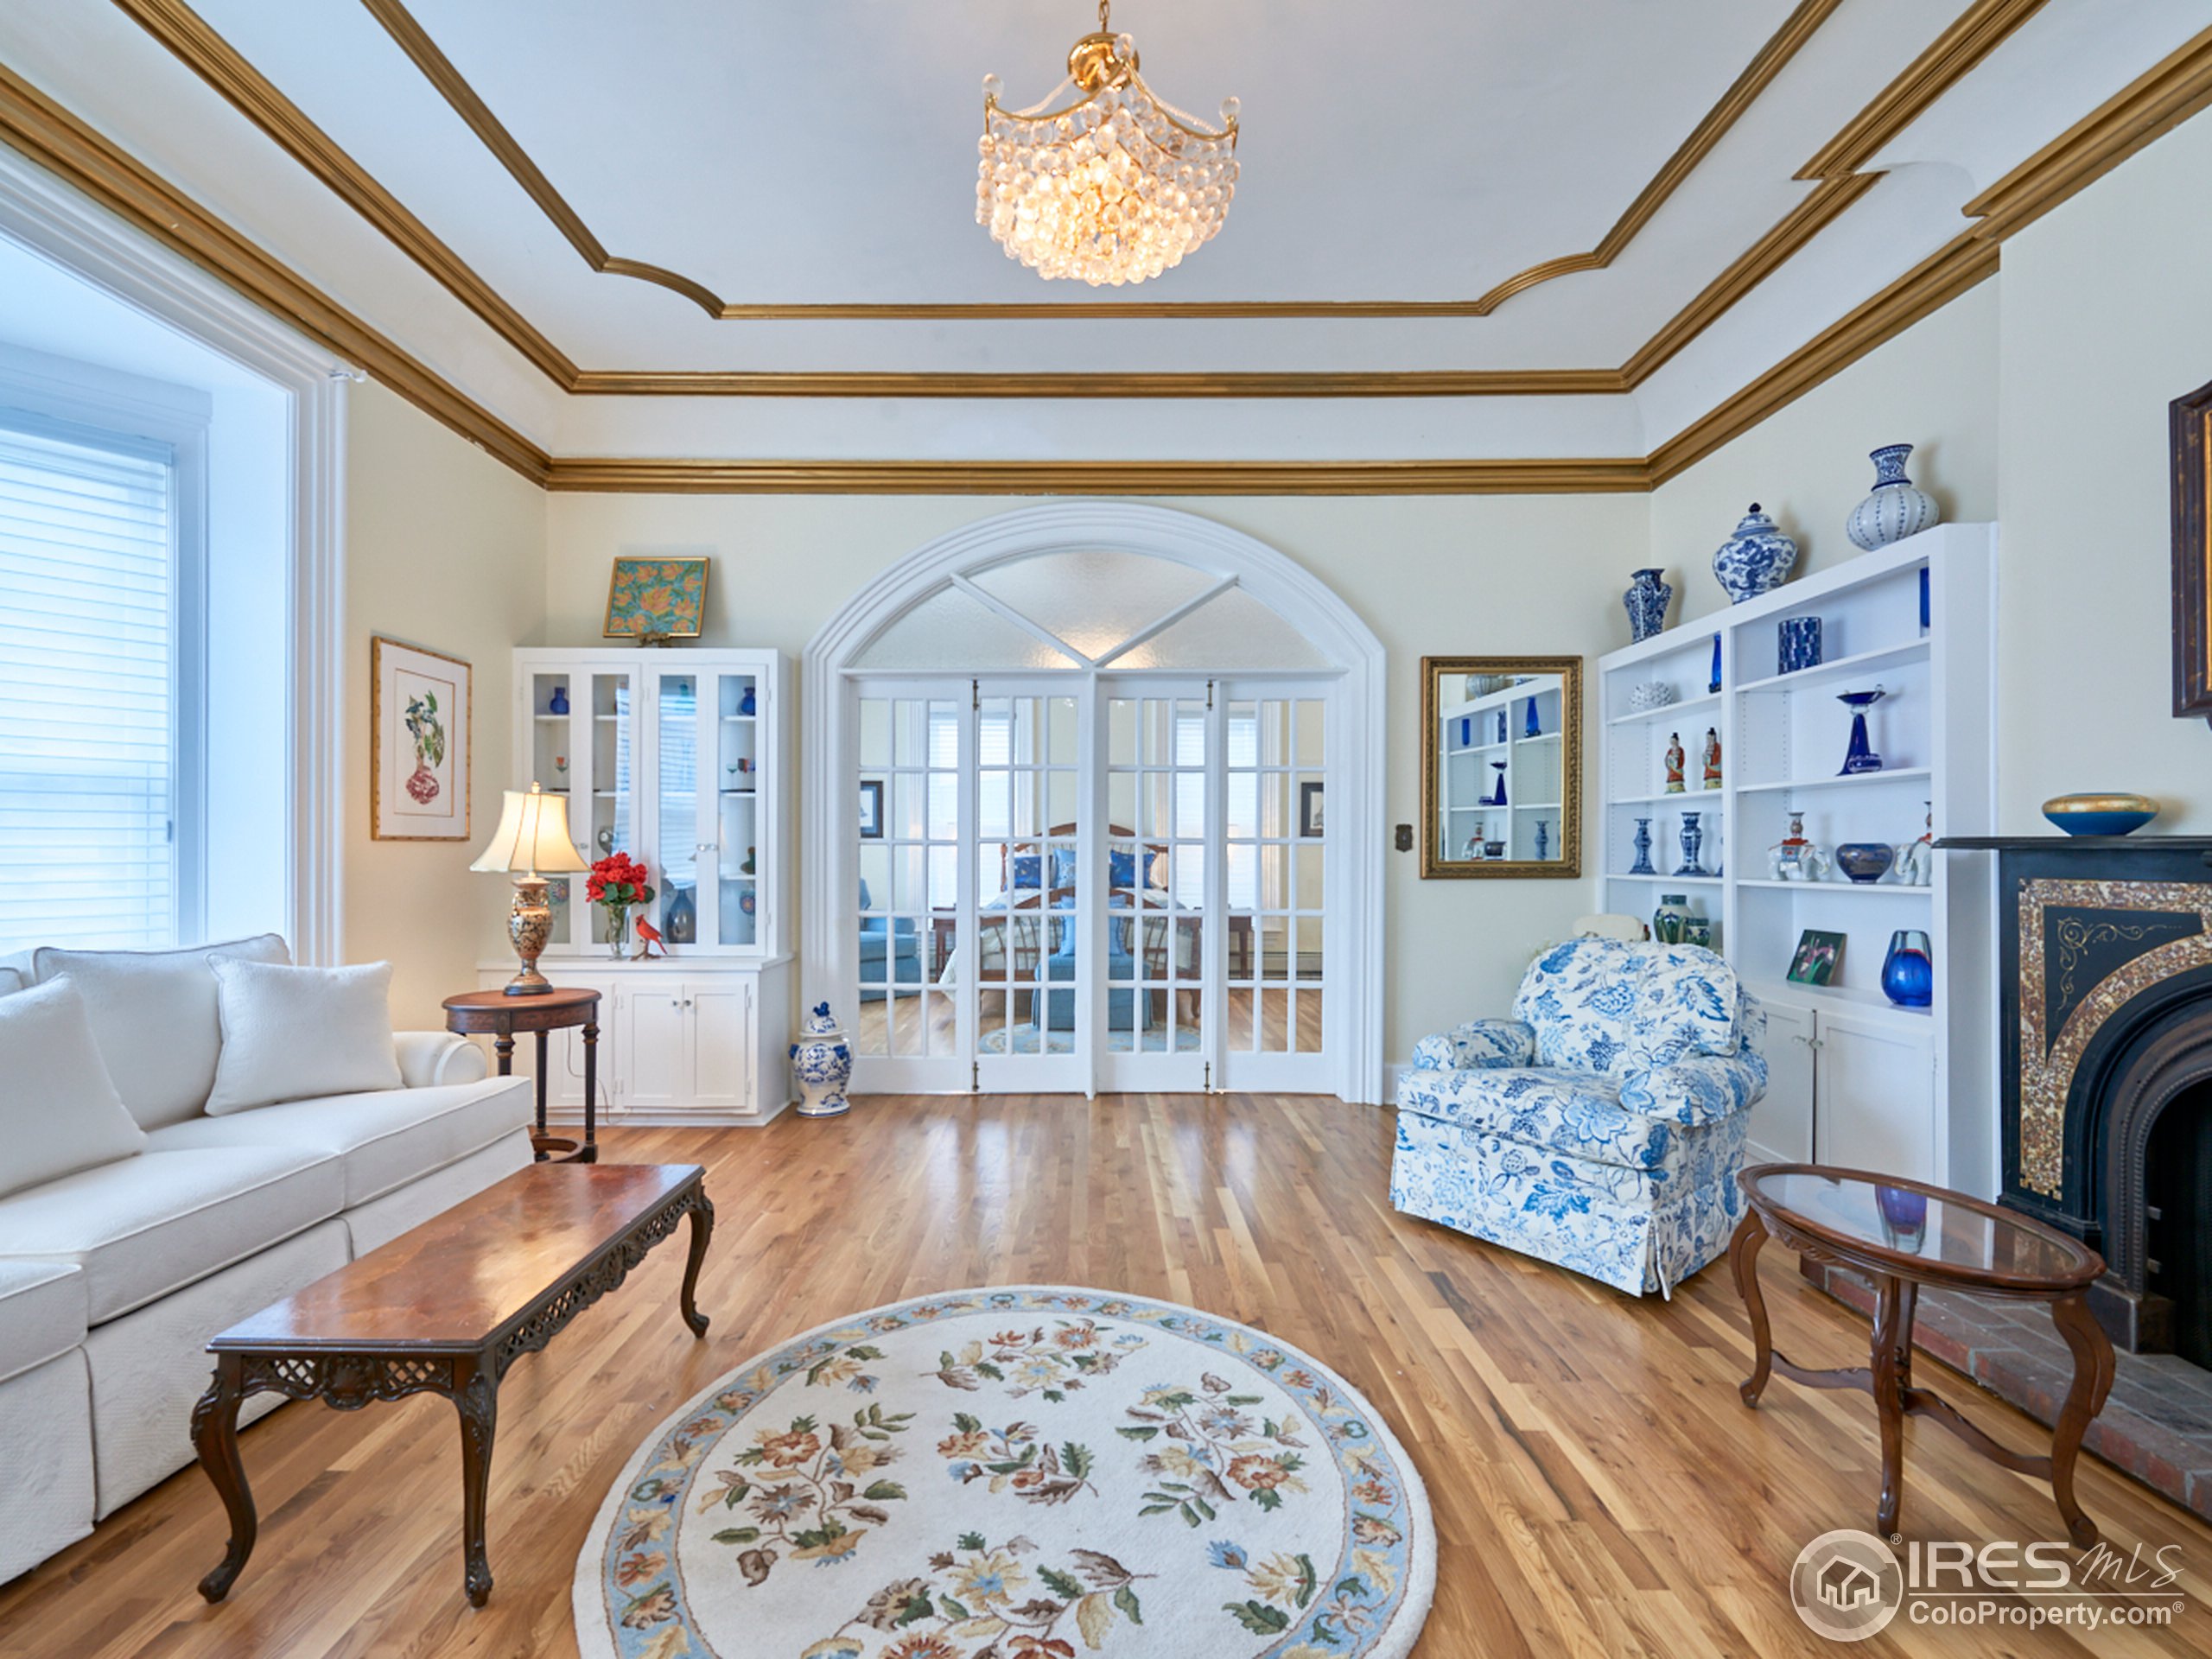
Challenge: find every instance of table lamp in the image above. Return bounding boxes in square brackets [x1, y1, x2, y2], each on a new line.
[470, 783, 589, 995]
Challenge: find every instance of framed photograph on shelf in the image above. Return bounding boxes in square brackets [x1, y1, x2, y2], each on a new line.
[1299, 781, 1325, 838]
[1786, 929, 1846, 987]
[858, 779, 885, 839]
[605, 554, 709, 643]
[371, 636, 470, 842]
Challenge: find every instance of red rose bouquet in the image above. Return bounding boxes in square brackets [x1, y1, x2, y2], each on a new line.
[586, 852, 655, 955]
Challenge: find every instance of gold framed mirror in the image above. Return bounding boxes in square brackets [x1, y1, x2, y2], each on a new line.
[1421, 656, 1583, 878]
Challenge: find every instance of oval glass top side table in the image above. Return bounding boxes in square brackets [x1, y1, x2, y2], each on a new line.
[1729, 1163, 2113, 1547]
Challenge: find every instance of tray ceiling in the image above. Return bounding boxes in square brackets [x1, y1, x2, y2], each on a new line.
[0, 0, 2208, 471]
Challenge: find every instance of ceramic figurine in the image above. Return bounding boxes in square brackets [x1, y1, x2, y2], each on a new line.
[1663, 732, 1685, 794]
[1768, 809, 1830, 882]
[741, 845, 757, 875]
[1837, 687, 1887, 775]
[1629, 817, 1656, 876]
[1535, 819, 1550, 861]
[1491, 760, 1509, 805]
[1462, 833, 1484, 861]
[1675, 811, 1706, 876]
[790, 1002, 853, 1118]
[1624, 568, 1673, 642]
[548, 685, 569, 715]
[1496, 709, 1509, 744]
[1847, 443, 1942, 551]
[1651, 893, 1691, 946]
[1712, 504, 1799, 603]
[1777, 616, 1822, 674]
[1628, 681, 1676, 714]
[1896, 803, 1934, 886]
[630, 916, 667, 959]
[1700, 728, 1722, 791]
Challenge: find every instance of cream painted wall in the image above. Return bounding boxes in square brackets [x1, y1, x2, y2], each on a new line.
[1649, 282, 2001, 621]
[345, 381, 546, 1027]
[1996, 110, 2212, 833]
[542, 493, 1648, 1055]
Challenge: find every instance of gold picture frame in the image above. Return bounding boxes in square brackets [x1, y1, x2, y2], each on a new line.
[1421, 655, 1583, 879]
[604, 554, 711, 644]
[370, 635, 471, 842]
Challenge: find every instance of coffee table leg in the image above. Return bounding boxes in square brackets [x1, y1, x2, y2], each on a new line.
[681, 1192, 715, 1338]
[190, 1354, 257, 1602]
[452, 1363, 499, 1607]
[1872, 1274, 1910, 1537]
[2050, 1293, 2116, 1549]
[1730, 1212, 1773, 1406]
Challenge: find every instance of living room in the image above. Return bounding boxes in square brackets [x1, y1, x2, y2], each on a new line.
[4, 3, 2212, 1655]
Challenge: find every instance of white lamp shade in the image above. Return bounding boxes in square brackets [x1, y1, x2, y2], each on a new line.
[470, 785, 590, 876]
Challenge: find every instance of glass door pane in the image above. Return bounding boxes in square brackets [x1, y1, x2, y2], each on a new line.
[715, 671, 760, 948]
[854, 693, 961, 1073]
[653, 671, 702, 948]
[1223, 690, 1329, 1088]
[976, 691, 1081, 1082]
[1100, 690, 1211, 1090]
[527, 668, 581, 947]
[585, 670, 635, 950]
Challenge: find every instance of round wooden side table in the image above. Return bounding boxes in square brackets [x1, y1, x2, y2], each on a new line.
[442, 988, 601, 1163]
[1731, 1162, 2113, 1546]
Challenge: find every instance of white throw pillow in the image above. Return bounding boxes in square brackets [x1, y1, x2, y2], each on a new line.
[203, 959, 404, 1116]
[0, 965, 22, 998]
[0, 978, 148, 1199]
[32, 933, 290, 1129]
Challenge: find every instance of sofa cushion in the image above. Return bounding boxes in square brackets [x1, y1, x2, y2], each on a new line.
[0, 978, 150, 1199]
[0, 1147, 343, 1323]
[32, 934, 290, 1130]
[204, 958, 403, 1116]
[1622, 948, 1741, 1071]
[1513, 938, 1643, 1074]
[0, 1260, 88, 1383]
[1396, 1064, 1677, 1172]
[0, 963, 22, 997]
[148, 1077, 532, 1208]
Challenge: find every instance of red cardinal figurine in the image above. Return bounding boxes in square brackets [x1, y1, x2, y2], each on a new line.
[632, 917, 667, 960]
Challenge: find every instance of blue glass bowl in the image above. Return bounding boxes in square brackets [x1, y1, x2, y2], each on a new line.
[1834, 842, 1894, 883]
[2041, 794, 2158, 837]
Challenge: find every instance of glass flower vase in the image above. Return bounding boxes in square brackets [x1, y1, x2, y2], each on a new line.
[603, 905, 631, 959]
[1880, 929, 1934, 1008]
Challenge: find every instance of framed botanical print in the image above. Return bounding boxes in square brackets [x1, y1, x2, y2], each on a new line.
[606, 554, 710, 642]
[2172, 376, 2212, 718]
[371, 636, 470, 841]
[1299, 780, 1325, 838]
[858, 779, 885, 839]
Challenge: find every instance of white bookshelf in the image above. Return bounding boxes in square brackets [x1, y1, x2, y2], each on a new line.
[1595, 527, 1998, 1192]
[1435, 676, 1569, 861]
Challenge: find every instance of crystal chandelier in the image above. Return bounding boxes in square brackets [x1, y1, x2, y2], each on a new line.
[977, 2, 1239, 287]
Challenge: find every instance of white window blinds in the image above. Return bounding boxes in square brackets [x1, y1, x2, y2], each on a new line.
[0, 421, 177, 949]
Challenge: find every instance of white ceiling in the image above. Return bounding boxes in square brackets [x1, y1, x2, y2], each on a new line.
[0, 0, 2207, 461]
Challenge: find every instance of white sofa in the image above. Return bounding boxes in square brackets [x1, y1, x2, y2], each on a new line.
[0, 937, 533, 1584]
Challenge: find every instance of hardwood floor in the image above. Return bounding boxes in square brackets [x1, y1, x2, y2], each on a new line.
[4, 1095, 2209, 1657]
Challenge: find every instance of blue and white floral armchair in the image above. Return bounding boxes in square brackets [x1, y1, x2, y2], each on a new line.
[1391, 937, 1767, 1296]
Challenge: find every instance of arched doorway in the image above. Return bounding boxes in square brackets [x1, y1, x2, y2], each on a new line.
[804, 504, 1384, 1103]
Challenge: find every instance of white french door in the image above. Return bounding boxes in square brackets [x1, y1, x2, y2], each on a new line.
[849, 673, 1335, 1096]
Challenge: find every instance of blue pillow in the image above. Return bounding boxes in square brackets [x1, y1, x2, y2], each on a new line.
[1011, 855, 1041, 890]
[1109, 849, 1137, 888]
[1052, 849, 1079, 889]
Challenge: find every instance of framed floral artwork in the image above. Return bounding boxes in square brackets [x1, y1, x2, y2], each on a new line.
[606, 554, 710, 642]
[371, 636, 470, 841]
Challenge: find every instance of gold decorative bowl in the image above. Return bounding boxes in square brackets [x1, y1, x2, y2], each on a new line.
[2041, 793, 2159, 836]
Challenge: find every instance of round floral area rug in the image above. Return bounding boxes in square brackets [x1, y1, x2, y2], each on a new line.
[575, 1287, 1433, 1659]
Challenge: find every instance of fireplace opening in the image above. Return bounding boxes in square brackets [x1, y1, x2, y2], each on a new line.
[2145, 1083, 2212, 1370]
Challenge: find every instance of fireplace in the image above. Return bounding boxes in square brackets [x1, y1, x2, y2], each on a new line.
[1940, 833, 2212, 1356]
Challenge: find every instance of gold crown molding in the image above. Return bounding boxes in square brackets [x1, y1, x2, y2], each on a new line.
[540, 458, 1654, 497]
[567, 368, 1627, 400]
[109, 0, 578, 388]
[1961, 24, 2212, 238]
[1796, 0, 2048, 182]
[0, 60, 550, 485]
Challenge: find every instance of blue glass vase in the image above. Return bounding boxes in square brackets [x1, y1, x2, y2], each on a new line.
[1837, 688, 1887, 775]
[1491, 761, 1509, 806]
[1708, 633, 1723, 694]
[1524, 696, 1541, 739]
[1881, 929, 1934, 1008]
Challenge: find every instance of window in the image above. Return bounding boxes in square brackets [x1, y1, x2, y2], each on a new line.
[0, 411, 201, 949]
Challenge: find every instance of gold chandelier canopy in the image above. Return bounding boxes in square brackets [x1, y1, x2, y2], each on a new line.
[977, 2, 1240, 288]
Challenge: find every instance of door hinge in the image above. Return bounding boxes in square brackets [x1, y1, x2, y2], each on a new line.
[971, 1058, 981, 1093]
[1206, 679, 1216, 710]
[973, 677, 981, 712]
[1204, 1060, 1213, 1091]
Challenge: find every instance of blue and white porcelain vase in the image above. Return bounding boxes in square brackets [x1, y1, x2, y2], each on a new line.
[789, 1001, 853, 1119]
[1623, 568, 1672, 642]
[1675, 811, 1707, 876]
[1712, 504, 1799, 603]
[1628, 817, 1656, 876]
[1847, 443, 1942, 551]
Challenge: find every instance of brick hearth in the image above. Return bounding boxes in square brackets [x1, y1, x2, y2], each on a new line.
[1802, 1260, 2212, 1523]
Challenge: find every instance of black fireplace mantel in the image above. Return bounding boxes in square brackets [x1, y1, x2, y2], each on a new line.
[1937, 836, 2212, 854]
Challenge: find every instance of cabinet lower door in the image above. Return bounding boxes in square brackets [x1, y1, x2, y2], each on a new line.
[1815, 1012, 1936, 1180]
[1751, 1000, 1816, 1164]
[689, 979, 754, 1111]
[620, 988, 695, 1109]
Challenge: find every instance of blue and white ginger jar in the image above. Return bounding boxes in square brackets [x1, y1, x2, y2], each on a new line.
[1846, 442, 1942, 551]
[1623, 568, 1673, 642]
[790, 1001, 853, 1118]
[1712, 504, 1799, 604]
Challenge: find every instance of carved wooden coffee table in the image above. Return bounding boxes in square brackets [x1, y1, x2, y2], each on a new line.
[1731, 1163, 2113, 1547]
[191, 1164, 713, 1608]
